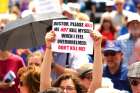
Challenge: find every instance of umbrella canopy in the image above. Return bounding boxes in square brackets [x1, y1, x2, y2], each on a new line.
[0, 12, 66, 50]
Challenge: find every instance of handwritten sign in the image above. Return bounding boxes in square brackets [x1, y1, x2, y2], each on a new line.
[52, 20, 94, 54]
[34, 0, 61, 14]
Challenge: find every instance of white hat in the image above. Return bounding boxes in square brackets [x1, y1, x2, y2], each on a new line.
[106, 1, 114, 6]
[127, 13, 140, 23]
[61, 4, 72, 14]
[95, 88, 129, 93]
[67, 3, 80, 11]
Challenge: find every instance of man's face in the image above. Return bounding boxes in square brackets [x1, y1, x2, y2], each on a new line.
[103, 50, 122, 68]
[115, 2, 124, 13]
[80, 72, 92, 89]
[128, 21, 140, 39]
[129, 78, 140, 93]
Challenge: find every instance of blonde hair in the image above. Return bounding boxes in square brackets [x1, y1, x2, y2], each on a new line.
[114, 0, 125, 3]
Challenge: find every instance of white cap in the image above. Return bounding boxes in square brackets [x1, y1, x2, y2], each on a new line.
[61, 4, 72, 14]
[95, 88, 129, 93]
[127, 13, 140, 23]
[106, 1, 114, 6]
[67, 3, 80, 11]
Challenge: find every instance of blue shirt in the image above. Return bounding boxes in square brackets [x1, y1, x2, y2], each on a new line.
[103, 64, 131, 92]
[117, 33, 135, 66]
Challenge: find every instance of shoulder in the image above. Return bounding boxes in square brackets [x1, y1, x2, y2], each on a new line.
[117, 33, 130, 40]
[10, 54, 24, 64]
[121, 64, 128, 72]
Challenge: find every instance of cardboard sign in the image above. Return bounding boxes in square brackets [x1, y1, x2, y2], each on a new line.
[34, 0, 61, 14]
[52, 20, 94, 54]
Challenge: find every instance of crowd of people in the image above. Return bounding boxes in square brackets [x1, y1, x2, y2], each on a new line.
[0, 0, 140, 93]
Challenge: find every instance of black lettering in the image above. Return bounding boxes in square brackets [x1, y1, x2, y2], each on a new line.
[78, 29, 90, 33]
[57, 39, 86, 45]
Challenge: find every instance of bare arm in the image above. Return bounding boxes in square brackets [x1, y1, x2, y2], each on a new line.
[40, 31, 54, 91]
[87, 31, 103, 93]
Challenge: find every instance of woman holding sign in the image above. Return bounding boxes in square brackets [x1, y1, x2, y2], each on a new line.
[40, 30, 103, 93]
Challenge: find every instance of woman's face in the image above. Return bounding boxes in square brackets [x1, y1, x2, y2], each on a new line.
[103, 21, 111, 29]
[60, 79, 77, 93]
[19, 81, 30, 93]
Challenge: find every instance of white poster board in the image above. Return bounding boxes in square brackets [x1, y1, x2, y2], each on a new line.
[34, 0, 62, 14]
[52, 20, 94, 54]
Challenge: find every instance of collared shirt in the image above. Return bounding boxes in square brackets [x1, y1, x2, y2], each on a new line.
[103, 64, 131, 92]
[117, 33, 135, 66]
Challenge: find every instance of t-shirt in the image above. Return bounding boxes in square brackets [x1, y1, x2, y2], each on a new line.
[0, 54, 24, 93]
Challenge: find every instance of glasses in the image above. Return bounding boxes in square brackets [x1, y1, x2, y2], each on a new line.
[19, 81, 26, 86]
[19, 81, 23, 86]
[137, 6, 140, 10]
[60, 86, 76, 91]
[129, 78, 140, 86]
[84, 73, 92, 81]
[104, 51, 117, 56]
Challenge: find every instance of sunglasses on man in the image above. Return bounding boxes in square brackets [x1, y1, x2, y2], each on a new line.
[129, 78, 140, 86]
[103, 51, 119, 56]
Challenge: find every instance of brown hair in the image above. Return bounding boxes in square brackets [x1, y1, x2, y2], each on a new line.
[20, 65, 40, 93]
[53, 73, 86, 93]
[99, 18, 117, 34]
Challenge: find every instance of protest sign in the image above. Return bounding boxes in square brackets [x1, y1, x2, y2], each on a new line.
[52, 20, 94, 54]
[34, 0, 61, 14]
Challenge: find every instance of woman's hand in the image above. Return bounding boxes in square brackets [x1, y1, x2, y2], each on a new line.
[90, 30, 102, 46]
[45, 31, 56, 47]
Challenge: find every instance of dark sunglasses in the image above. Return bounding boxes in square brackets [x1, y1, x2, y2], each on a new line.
[104, 51, 117, 56]
[129, 78, 140, 86]
[84, 73, 92, 81]
[19, 81, 24, 86]
[137, 6, 140, 9]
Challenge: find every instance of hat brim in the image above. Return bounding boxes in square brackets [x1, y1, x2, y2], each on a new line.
[79, 69, 92, 77]
[103, 48, 121, 52]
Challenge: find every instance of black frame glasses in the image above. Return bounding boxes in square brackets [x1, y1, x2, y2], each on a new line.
[104, 51, 117, 56]
[129, 78, 140, 86]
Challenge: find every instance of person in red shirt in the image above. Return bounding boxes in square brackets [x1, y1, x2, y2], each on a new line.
[98, 18, 117, 47]
[0, 50, 25, 93]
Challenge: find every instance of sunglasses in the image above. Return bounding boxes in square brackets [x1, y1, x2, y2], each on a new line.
[19, 81, 24, 86]
[60, 86, 76, 91]
[129, 78, 140, 86]
[137, 6, 140, 9]
[83, 72, 92, 81]
[104, 51, 117, 56]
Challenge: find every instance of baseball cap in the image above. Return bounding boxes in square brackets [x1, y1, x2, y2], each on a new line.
[106, 1, 114, 6]
[127, 13, 140, 26]
[76, 63, 93, 77]
[61, 4, 72, 14]
[128, 62, 140, 78]
[103, 41, 121, 52]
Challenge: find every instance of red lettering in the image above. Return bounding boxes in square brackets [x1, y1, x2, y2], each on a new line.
[58, 45, 69, 50]
[60, 27, 68, 32]
[70, 46, 77, 51]
[78, 47, 85, 51]
[84, 23, 93, 28]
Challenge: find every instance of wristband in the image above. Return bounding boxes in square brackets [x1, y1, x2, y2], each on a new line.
[51, 62, 55, 69]
[46, 46, 51, 49]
